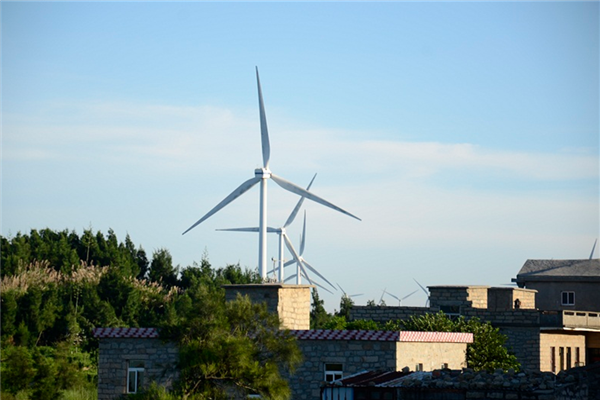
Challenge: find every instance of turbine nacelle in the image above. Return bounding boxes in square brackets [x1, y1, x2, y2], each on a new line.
[254, 168, 271, 179]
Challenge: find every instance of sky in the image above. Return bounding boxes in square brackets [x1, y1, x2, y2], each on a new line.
[2, 1, 599, 312]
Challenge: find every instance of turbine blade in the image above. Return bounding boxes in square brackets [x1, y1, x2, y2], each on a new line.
[386, 292, 401, 302]
[590, 238, 597, 260]
[216, 227, 260, 232]
[309, 279, 334, 295]
[380, 288, 386, 304]
[301, 259, 337, 291]
[413, 278, 429, 295]
[183, 176, 261, 235]
[300, 211, 307, 256]
[283, 173, 317, 228]
[256, 67, 270, 169]
[336, 282, 346, 295]
[350, 293, 364, 298]
[401, 289, 419, 301]
[270, 173, 361, 221]
[284, 274, 297, 283]
[283, 259, 295, 267]
[216, 227, 280, 233]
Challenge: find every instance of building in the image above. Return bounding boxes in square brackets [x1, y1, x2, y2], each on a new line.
[94, 284, 473, 399]
[93, 328, 178, 400]
[512, 259, 600, 312]
[287, 330, 472, 400]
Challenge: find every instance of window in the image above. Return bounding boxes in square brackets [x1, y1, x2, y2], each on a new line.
[551, 347, 556, 373]
[415, 363, 423, 372]
[559, 347, 565, 371]
[561, 291, 575, 306]
[567, 347, 572, 369]
[440, 305, 461, 318]
[324, 363, 343, 382]
[575, 347, 581, 367]
[127, 361, 145, 394]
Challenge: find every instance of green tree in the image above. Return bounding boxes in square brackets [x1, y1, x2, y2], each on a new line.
[310, 289, 331, 329]
[162, 287, 302, 399]
[149, 248, 178, 287]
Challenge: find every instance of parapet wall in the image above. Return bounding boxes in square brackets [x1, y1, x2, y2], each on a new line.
[224, 284, 312, 330]
[350, 306, 434, 322]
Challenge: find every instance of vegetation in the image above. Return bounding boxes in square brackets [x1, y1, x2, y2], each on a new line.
[1, 228, 296, 400]
[2, 227, 519, 400]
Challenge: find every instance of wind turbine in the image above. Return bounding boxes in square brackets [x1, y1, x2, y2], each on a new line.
[337, 283, 363, 299]
[384, 289, 419, 306]
[590, 239, 597, 260]
[216, 174, 317, 282]
[283, 211, 337, 291]
[413, 279, 430, 307]
[183, 68, 361, 279]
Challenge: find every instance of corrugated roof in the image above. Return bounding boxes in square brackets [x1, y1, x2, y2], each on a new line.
[516, 259, 600, 281]
[93, 327, 159, 338]
[289, 330, 473, 343]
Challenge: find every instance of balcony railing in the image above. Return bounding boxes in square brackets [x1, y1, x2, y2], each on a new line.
[540, 310, 600, 329]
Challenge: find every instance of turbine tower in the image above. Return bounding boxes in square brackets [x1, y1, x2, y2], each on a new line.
[217, 174, 317, 282]
[183, 68, 360, 279]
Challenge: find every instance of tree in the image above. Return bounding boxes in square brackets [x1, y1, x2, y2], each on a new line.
[149, 248, 178, 288]
[161, 287, 302, 399]
[337, 294, 354, 320]
[310, 289, 331, 329]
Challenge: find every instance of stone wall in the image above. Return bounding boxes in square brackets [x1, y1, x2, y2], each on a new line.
[288, 339, 398, 400]
[350, 306, 433, 322]
[499, 326, 541, 372]
[539, 331, 586, 372]
[224, 284, 312, 329]
[97, 338, 178, 400]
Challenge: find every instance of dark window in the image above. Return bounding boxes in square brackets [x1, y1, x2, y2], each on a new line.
[127, 361, 145, 393]
[551, 347, 556, 373]
[561, 291, 575, 306]
[559, 347, 565, 371]
[324, 363, 343, 382]
[567, 347, 572, 369]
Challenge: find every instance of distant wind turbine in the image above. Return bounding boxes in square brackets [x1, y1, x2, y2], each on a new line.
[183, 68, 360, 279]
[384, 289, 419, 306]
[337, 283, 363, 299]
[282, 211, 337, 291]
[590, 239, 597, 260]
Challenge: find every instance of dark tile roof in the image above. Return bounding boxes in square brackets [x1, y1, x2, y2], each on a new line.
[289, 330, 473, 343]
[515, 259, 600, 282]
[93, 327, 159, 338]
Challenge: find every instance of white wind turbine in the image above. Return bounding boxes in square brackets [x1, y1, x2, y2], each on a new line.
[382, 289, 419, 306]
[183, 68, 361, 279]
[282, 211, 337, 291]
[216, 174, 317, 282]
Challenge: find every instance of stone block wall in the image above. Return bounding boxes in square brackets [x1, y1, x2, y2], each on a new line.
[224, 284, 312, 329]
[499, 326, 541, 372]
[350, 306, 434, 322]
[288, 339, 398, 400]
[539, 331, 586, 372]
[97, 338, 178, 400]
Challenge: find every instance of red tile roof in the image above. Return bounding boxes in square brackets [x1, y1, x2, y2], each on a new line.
[399, 331, 473, 343]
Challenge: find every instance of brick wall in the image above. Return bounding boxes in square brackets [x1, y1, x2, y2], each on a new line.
[97, 338, 178, 400]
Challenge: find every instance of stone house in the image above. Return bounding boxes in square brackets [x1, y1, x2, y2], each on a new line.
[350, 283, 600, 373]
[512, 259, 600, 312]
[287, 330, 473, 400]
[93, 327, 178, 400]
[94, 284, 473, 399]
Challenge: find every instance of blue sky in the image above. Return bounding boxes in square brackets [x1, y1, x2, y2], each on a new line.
[2, 1, 598, 312]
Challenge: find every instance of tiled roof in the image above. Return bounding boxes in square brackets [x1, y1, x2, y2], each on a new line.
[290, 330, 400, 341]
[399, 331, 473, 343]
[289, 330, 473, 343]
[516, 259, 600, 281]
[93, 327, 159, 338]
